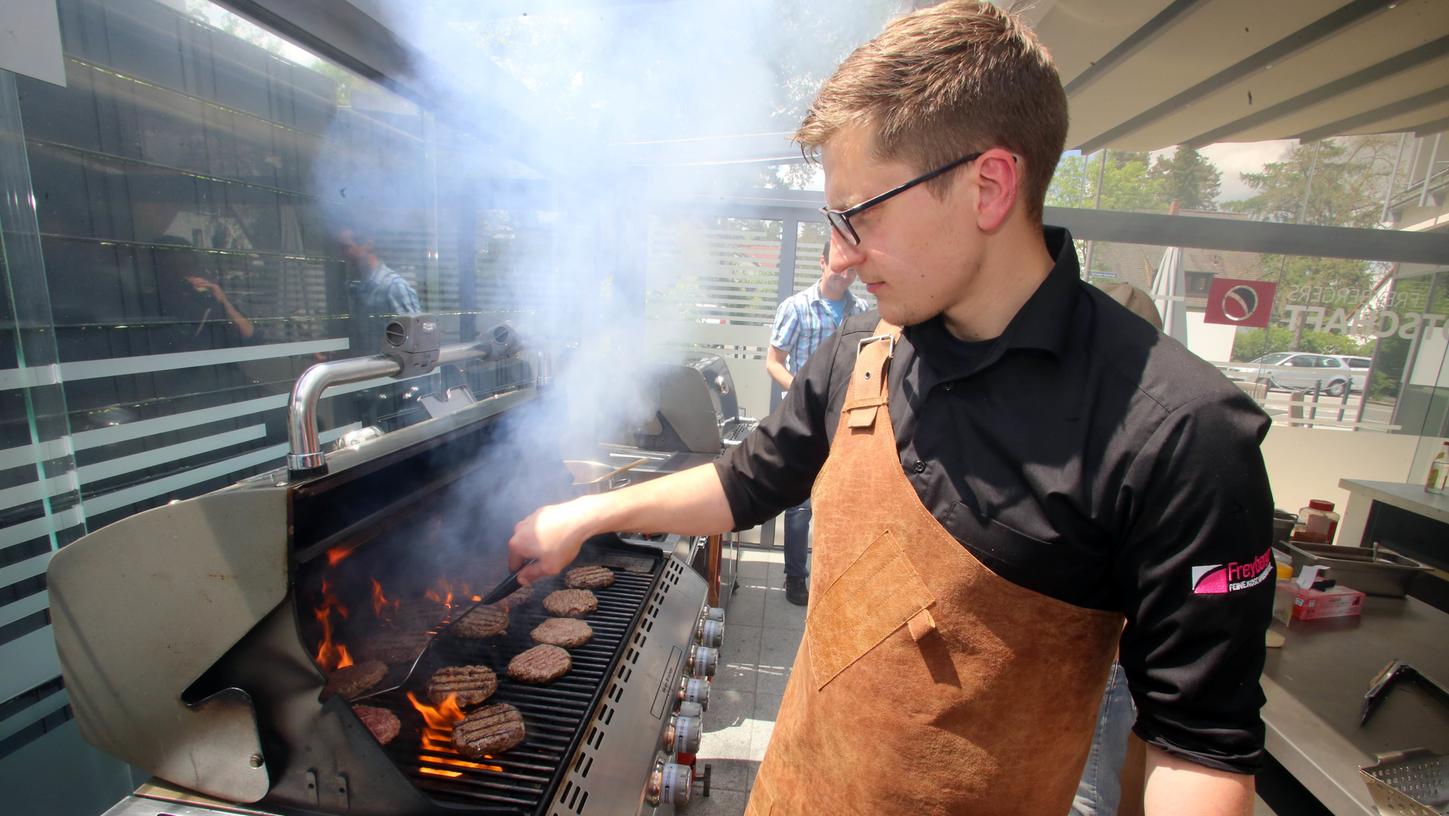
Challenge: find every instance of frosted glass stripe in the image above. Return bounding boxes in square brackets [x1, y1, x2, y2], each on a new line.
[76, 426, 266, 485]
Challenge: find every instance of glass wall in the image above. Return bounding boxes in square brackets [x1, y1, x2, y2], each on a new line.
[0, 0, 544, 810]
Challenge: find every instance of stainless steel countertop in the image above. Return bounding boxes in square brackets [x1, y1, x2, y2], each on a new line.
[1261, 595, 1449, 815]
[1339, 478, 1449, 526]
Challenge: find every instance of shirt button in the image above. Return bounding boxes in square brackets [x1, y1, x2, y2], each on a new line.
[943, 382, 954, 392]
[913, 460, 926, 474]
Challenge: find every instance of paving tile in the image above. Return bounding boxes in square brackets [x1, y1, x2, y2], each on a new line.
[687, 786, 750, 816]
[734, 558, 769, 579]
[748, 714, 776, 761]
[697, 700, 754, 761]
[715, 657, 758, 695]
[705, 687, 754, 732]
[721, 623, 762, 668]
[699, 757, 760, 796]
[756, 627, 801, 697]
[753, 691, 784, 724]
[725, 585, 766, 627]
[762, 586, 807, 632]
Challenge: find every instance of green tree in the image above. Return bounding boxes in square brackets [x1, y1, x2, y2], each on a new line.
[1227, 136, 1398, 228]
[1149, 146, 1221, 210]
[1046, 151, 1164, 212]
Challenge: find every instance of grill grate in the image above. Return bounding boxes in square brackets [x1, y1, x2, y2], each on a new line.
[365, 544, 661, 814]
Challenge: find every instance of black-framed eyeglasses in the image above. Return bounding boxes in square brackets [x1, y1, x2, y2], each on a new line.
[821, 152, 983, 246]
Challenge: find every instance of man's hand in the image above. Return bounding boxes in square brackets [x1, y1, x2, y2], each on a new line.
[506, 464, 736, 586]
[1143, 746, 1254, 816]
[508, 495, 602, 585]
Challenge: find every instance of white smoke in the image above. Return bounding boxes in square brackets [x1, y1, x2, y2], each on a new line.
[312, 0, 903, 558]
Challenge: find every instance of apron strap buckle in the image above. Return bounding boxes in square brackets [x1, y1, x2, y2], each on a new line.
[844, 334, 895, 429]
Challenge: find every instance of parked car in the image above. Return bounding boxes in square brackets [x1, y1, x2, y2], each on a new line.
[1219, 352, 1355, 397]
[1336, 355, 1372, 393]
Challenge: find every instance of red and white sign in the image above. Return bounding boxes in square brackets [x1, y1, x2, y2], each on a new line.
[1205, 278, 1276, 328]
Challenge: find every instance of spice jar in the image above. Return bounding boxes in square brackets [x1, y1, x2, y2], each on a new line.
[1291, 500, 1339, 545]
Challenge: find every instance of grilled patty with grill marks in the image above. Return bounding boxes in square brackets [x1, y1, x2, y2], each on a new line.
[427, 665, 498, 707]
[453, 703, 526, 757]
[353, 705, 400, 745]
[565, 565, 615, 589]
[507, 644, 572, 683]
[325, 660, 387, 699]
[530, 617, 593, 648]
[543, 588, 597, 618]
[451, 604, 509, 639]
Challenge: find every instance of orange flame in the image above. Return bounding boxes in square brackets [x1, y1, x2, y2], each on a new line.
[326, 546, 354, 567]
[420, 754, 503, 773]
[313, 578, 352, 671]
[408, 692, 504, 777]
[371, 579, 400, 621]
[407, 691, 466, 730]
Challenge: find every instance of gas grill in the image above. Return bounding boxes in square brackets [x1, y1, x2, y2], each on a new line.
[48, 328, 725, 816]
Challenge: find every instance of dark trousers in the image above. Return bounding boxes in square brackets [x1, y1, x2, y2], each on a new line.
[783, 499, 811, 578]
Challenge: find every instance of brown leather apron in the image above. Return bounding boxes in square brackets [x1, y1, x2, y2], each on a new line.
[745, 322, 1124, 815]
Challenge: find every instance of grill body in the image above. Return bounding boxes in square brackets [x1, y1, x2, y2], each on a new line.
[51, 387, 711, 816]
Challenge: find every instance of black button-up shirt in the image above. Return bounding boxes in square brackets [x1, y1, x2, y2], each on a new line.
[716, 226, 1275, 774]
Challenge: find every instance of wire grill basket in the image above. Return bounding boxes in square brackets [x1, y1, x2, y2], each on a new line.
[1360, 749, 1449, 816]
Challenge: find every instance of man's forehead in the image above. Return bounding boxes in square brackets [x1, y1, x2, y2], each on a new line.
[821, 125, 910, 206]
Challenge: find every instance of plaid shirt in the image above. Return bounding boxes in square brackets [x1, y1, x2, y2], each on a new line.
[769, 282, 870, 376]
[352, 262, 422, 316]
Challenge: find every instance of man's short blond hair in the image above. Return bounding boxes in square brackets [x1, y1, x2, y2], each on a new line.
[796, 1, 1066, 222]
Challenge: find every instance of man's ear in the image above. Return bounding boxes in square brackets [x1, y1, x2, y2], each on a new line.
[974, 149, 1019, 232]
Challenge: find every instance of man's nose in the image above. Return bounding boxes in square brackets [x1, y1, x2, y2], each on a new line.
[830, 233, 866, 274]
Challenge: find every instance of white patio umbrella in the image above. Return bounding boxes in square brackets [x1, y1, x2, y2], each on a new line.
[1151, 245, 1189, 344]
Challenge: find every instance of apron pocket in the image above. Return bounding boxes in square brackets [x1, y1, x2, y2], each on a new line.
[807, 529, 934, 689]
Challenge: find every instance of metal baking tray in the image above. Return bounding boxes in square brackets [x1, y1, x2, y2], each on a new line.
[1285, 542, 1426, 597]
[1360, 749, 1449, 816]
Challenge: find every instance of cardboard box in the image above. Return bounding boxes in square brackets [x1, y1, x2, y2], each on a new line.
[1291, 585, 1365, 621]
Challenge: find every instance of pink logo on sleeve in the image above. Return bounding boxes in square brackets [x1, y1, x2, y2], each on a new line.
[1192, 548, 1273, 595]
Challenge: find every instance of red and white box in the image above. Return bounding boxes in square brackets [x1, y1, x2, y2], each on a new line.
[1290, 585, 1365, 621]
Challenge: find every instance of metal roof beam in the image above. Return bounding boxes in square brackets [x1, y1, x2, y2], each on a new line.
[1075, 0, 1394, 154]
[1296, 85, 1449, 142]
[1063, 0, 1206, 96]
[1185, 34, 1449, 148]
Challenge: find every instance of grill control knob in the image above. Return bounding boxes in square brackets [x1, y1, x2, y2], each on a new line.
[663, 712, 703, 754]
[702, 606, 726, 623]
[646, 759, 694, 807]
[688, 645, 719, 678]
[695, 617, 725, 649]
[677, 701, 704, 719]
[678, 677, 710, 709]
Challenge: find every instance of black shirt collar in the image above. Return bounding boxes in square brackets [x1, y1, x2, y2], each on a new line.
[906, 225, 1080, 383]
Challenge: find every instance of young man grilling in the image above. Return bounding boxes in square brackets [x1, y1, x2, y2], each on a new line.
[508, 2, 1274, 813]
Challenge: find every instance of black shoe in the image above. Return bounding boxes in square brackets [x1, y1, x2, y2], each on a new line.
[785, 576, 809, 607]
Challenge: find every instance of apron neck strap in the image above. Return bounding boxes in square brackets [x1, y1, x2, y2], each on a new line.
[842, 319, 901, 430]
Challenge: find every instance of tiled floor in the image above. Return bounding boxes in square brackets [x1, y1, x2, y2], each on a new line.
[684, 546, 1281, 816]
[686, 546, 799, 815]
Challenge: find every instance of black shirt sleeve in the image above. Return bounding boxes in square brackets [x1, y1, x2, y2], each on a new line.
[1115, 390, 1275, 774]
[714, 326, 846, 531]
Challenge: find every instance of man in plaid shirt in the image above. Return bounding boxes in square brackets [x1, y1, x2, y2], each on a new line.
[765, 244, 868, 605]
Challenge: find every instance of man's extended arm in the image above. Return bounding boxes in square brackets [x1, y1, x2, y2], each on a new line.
[508, 464, 734, 585]
[766, 345, 793, 391]
[1144, 747, 1253, 816]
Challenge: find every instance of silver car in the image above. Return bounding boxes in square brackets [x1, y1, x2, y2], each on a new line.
[1221, 352, 1355, 397]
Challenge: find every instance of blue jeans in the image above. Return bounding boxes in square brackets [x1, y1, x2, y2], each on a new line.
[1071, 662, 1135, 816]
[782, 500, 811, 578]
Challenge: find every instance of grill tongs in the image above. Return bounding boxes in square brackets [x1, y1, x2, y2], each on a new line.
[353, 559, 535, 701]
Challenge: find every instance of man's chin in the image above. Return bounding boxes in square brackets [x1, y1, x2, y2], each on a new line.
[876, 302, 927, 328]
